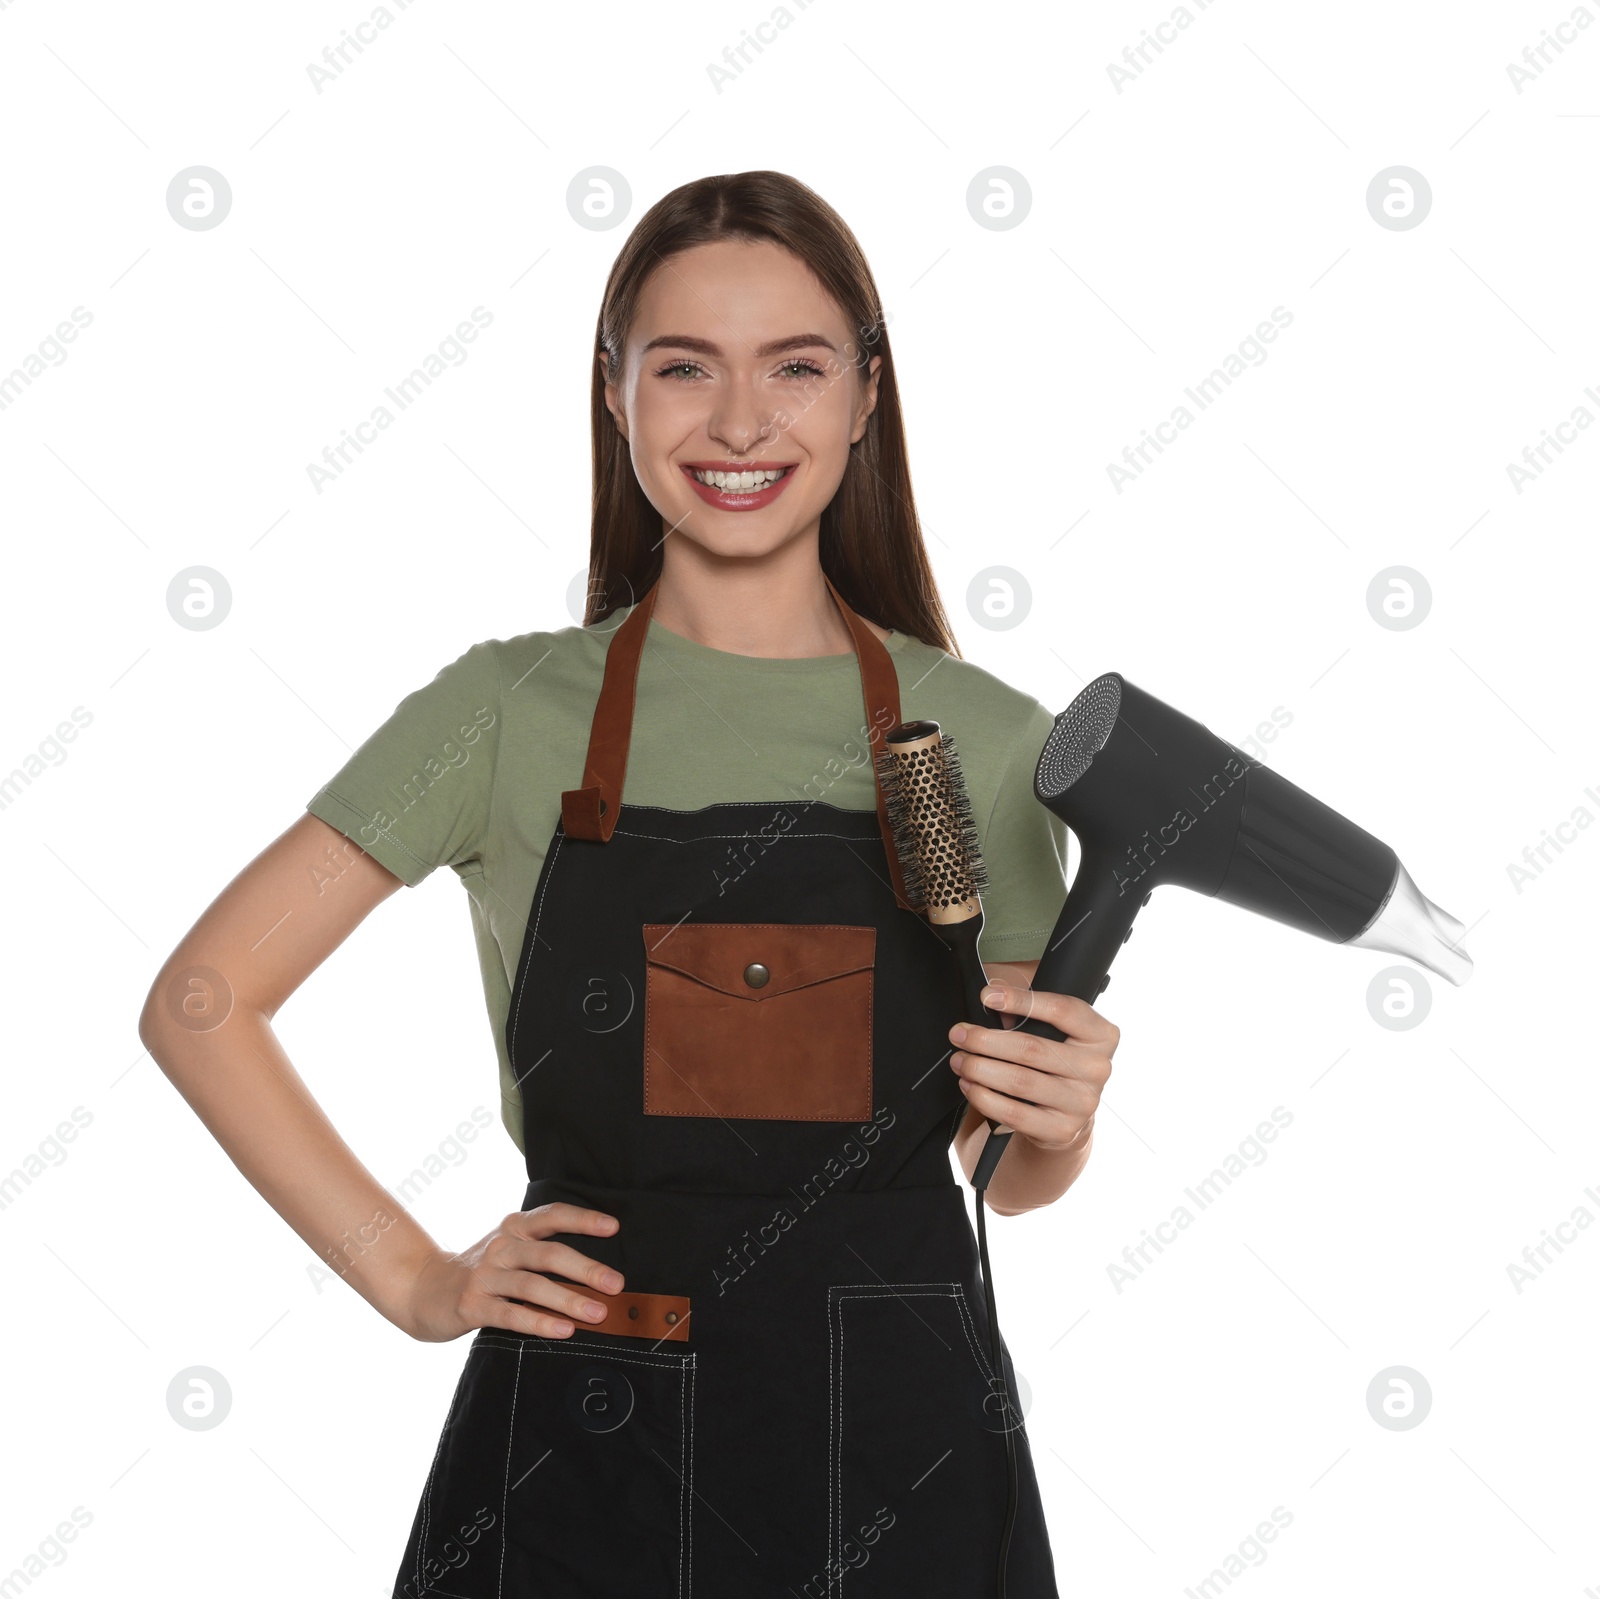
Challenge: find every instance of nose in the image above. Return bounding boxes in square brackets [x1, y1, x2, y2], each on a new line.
[707, 385, 778, 456]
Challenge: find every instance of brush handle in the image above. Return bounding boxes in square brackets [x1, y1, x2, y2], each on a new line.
[944, 915, 1006, 1033]
[933, 917, 1018, 1192]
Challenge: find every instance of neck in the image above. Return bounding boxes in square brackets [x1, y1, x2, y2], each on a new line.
[649, 535, 889, 657]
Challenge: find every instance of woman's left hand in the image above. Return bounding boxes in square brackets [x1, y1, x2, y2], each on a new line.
[948, 980, 1117, 1152]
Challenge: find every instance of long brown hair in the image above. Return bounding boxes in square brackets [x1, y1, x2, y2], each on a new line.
[584, 170, 961, 656]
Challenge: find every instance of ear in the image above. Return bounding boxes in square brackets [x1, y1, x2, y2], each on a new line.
[600, 349, 629, 442]
[849, 353, 882, 445]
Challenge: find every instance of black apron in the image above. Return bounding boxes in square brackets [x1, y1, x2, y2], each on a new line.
[390, 575, 1060, 1599]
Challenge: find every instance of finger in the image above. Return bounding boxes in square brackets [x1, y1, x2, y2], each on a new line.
[954, 1031, 1112, 1088]
[508, 1204, 620, 1240]
[476, 1265, 614, 1327]
[506, 1239, 624, 1295]
[958, 1078, 1064, 1141]
[953, 1048, 1053, 1105]
[954, 1048, 1106, 1123]
[951, 1025, 1113, 1088]
[476, 1296, 579, 1339]
[980, 984, 1120, 1050]
[957, 1058, 1105, 1128]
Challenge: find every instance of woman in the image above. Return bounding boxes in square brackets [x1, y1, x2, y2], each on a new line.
[139, 170, 1117, 1598]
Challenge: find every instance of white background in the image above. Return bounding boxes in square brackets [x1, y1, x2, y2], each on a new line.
[2, 1, 1595, 1594]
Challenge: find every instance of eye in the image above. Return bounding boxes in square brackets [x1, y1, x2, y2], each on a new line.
[652, 357, 827, 382]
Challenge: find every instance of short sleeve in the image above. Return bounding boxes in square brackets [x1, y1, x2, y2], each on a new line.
[305, 639, 502, 887]
[975, 698, 1070, 964]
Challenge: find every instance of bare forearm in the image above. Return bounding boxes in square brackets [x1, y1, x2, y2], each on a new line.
[141, 1008, 437, 1324]
[981, 1115, 1095, 1216]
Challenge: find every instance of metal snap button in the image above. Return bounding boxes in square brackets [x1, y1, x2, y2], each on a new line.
[664, 1310, 679, 1325]
[627, 1304, 639, 1319]
[743, 962, 770, 988]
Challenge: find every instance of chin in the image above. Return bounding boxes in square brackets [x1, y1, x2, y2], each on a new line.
[668, 513, 810, 561]
[680, 531, 795, 563]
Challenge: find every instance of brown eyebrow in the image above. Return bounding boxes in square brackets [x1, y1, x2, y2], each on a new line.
[640, 332, 838, 358]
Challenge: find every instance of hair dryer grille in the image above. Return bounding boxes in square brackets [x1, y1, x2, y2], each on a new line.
[1037, 674, 1122, 799]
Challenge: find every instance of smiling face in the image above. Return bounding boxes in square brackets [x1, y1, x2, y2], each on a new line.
[602, 237, 882, 563]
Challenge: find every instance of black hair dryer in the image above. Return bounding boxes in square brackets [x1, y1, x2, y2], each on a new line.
[972, 672, 1473, 1188]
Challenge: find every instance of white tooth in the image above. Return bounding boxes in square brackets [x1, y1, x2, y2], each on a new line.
[694, 467, 786, 489]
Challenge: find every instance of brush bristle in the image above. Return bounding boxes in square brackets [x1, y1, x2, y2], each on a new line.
[875, 731, 990, 914]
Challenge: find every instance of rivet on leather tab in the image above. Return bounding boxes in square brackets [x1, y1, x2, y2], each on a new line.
[743, 962, 770, 988]
[585, 1289, 693, 1341]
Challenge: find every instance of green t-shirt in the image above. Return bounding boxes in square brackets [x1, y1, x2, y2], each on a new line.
[305, 606, 1070, 1153]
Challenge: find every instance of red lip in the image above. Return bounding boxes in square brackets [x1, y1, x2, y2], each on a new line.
[679, 462, 798, 512]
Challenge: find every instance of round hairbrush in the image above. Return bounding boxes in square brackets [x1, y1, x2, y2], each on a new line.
[876, 717, 1026, 1594]
[874, 719, 1016, 1179]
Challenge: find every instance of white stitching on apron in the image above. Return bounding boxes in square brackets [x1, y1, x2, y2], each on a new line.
[469, 1338, 695, 1596]
[498, 1341, 523, 1599]
[416, 1356, 471, 1598]
[682, 1354, 694, 1599]
[828, 1283, 994, 1596]
[506, 829, 566, 1062]
[949, 1283, 999, 1386]
[611, 829, 878, 844]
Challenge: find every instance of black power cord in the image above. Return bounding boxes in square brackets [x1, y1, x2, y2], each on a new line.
[973, 1171, 1017, 1599]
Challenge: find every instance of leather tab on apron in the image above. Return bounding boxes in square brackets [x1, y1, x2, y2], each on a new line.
[581, 1286, 692, 1342]
[560, 570, 916, 911]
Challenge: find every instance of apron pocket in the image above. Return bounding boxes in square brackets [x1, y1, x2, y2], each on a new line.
[641, 922, 874, 1121]
[395, 1331, 695, 1599]
[827, 1282, 1011, 1594]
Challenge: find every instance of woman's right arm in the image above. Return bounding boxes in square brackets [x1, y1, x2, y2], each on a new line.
[136, 813, 625, 1342]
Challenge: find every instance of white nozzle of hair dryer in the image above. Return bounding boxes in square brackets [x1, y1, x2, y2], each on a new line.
[1346, 858, 1473, 985]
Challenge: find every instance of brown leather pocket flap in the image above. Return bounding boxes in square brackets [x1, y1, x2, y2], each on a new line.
[641, 923, 875, 1002]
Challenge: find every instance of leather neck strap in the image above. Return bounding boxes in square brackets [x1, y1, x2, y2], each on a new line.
[560, 574, 915, 912]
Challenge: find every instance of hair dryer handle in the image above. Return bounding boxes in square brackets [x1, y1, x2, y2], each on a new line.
[1013, 852, 1143, 1042]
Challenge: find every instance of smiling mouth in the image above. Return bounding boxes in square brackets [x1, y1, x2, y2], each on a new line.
[681, 463, 796, 491]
